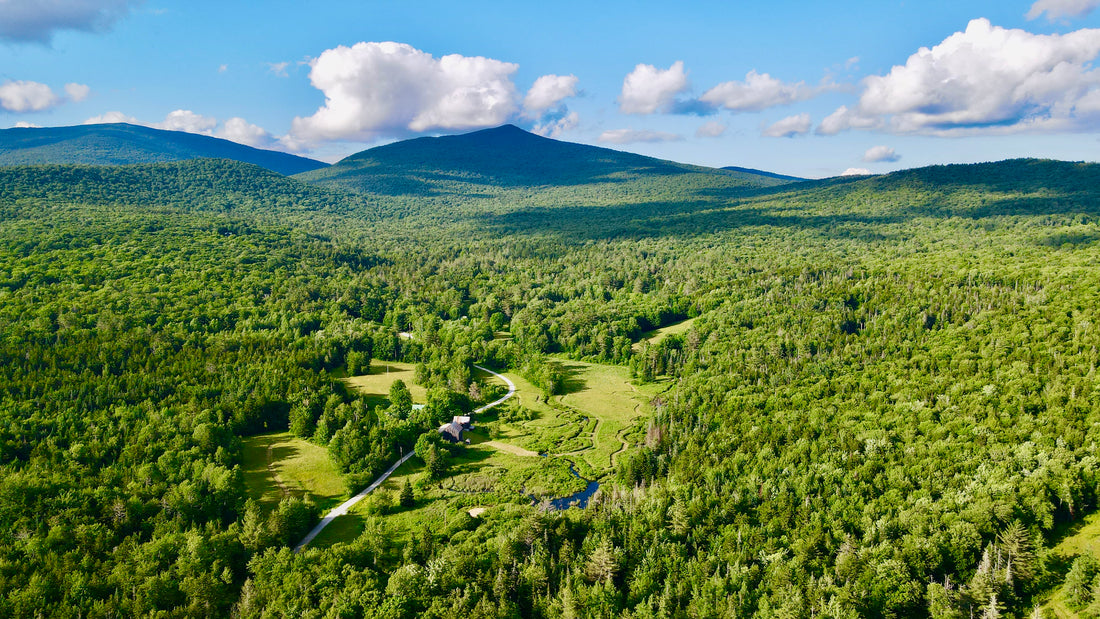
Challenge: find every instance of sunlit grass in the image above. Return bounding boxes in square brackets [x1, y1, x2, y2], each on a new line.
[241, 431, 346, 512]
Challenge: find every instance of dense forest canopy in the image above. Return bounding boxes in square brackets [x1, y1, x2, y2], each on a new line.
[1, 142, 1099, 618]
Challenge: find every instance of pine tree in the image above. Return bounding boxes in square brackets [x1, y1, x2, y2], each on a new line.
[586, 538, 618, 584]
[399, 478, 415, 508]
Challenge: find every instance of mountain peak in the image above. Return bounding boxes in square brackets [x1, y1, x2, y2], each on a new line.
[298, 124, 795, 195]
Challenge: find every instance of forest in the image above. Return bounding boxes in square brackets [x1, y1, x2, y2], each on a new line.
[1, 148, 1100, 618]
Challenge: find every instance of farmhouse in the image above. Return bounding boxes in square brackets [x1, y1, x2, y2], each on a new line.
[438, 415, 473, 443]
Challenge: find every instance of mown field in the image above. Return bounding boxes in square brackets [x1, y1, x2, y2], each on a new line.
[241, 432, 347, 513]
[340, 361, 428, 407]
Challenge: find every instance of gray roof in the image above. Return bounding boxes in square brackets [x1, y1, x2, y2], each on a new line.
[439, 421, 464, 442]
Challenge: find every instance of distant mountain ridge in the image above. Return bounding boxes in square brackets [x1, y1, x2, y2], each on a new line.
[296, 124, 799, 195]
[0, 123, 328, 176]
[721, 166, 806, 182]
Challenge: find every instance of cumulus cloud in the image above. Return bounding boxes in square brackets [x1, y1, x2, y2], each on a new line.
[695, 120, 727, 137]
[523, 74, 578, 116]
[701, 71, 818, 112]
[863, 145, 900, 162]
[84, 110, 139, 124]
[841, 167, 872, 176]
[762, 113, 812, 137]
[532, 111, 578, 139]
[220, 117, 275, 148]
[619, 61, 691, 114]
[288, 41, 520, 146]
[1027, 0, 1100, 20]
[83, 109, 276, 149]
[816, 105, 881, 135]
[13, 121, 40, 128]
[0, 0, 140, 44]
[829, 19, 1100, 136]
[598, 128, 683, 144]
[618, 64, 829, 116]
[0, 80, 60, 112]
[156, 109, 217, 134]
[64, 82, 91, 102]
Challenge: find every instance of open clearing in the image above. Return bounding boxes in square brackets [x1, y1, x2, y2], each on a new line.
[341, 361, 428, 408]
[556, 360, 663, 473]
[268, 358, 663, 548]
[491, 359, 667, 478]
[306, 435, 583, 549]
[241, 432, 347, 512]
[631, 316, 698, 352]
[1041, 511, 1100, 618]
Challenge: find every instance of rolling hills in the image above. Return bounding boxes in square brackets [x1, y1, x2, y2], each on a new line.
[296, 124, 798, 195]
[0, 123, 328, 176]
[2, 128, 1100, 617]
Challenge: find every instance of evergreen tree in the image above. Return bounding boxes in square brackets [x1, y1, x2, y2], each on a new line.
[400, 478, 415, 508]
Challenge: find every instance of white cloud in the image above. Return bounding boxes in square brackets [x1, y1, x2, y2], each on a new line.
[701, 71, 817, 112]
[532, 111, 578, 138]
[82, 109, 278, 149]
[64, 82, 91, 102]
[524, 74, 578, 116]
[0, 0, 139, 44]
[0, 80, 60, 112]
[816, 105, 881, 135]
[267, 61, 290, 77]
[619, 61, 690, 114]
[1027, 0, 1100, 20]
[863, 145, 900, 162]
[156, 109, 217, 134]
[13, 121, 39, 128]
[289, 41, 520, 146]
[695, 120, 727, 138]
[219, 117, 274, 148]
[597, 128, 683, 144]
[841, 168, 872, 176]
[762, 113, 812, 137]
[837, 19, 1100, 136]
[84, 110, 139, 124]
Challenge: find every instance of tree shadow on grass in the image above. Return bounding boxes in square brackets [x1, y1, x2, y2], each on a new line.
[556, 362, 588, 395]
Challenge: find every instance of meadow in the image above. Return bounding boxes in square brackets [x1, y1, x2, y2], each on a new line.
[240, 432, 347, 512]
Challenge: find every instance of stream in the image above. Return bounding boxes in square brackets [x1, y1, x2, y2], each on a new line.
[532, 458, 600, 510]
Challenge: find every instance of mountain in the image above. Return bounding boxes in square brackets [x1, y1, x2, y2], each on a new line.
[296, 124, 796, 195]
[0, 123, 328, 176]
[721, 165, 806, 182]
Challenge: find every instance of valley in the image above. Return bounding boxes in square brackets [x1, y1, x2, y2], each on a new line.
[1, 123, 1099, 618]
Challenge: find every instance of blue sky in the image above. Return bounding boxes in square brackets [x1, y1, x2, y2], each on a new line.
[2, 0, 1100, 177]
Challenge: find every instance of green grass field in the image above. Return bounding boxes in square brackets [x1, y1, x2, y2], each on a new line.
[267, 357, 663, 548]
[632, 316, 698, 352]
[556, 361, 661, 473]
[341, 361, 428, 408]
[241, 432, 347, 512]
[1040, 512, 1100, 618]
[489, 360, 667, 479]
[306, 438, 583, 549]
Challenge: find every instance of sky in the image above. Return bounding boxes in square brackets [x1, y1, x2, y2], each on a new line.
[2, 0, 1100, 178]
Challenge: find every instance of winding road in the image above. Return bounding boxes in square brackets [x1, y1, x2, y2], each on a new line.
[293, 364, 516, 552]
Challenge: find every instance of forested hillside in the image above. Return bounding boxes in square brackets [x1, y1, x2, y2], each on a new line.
[296, 124, 795, 195]
[1, 149, 1100, 617]
[0, 123, 328, 176]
